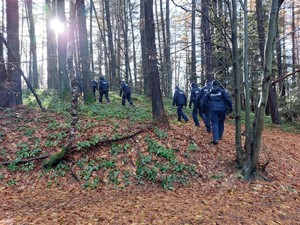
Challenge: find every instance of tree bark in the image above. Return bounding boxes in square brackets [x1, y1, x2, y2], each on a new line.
[231, 0, 243, 167]
[57, 0, 70, 97]
[201, 0, 213, 80]
[243, 0, 284, 179]
[46, 0, 59, 90]
[140, 0, 150, 96]
[4, 0, 22, 107]
[104, 0, 117, 90]
[190, 0, 197, 83]
[26, 0, 39, 89]
[143, 0, 169, 125]
[77, 0, 93, 102]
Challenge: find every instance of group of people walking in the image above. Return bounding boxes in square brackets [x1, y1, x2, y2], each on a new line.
[91, 75, 134, 107]
[173, 80, 233, 145]
[91, 75, 232, 144]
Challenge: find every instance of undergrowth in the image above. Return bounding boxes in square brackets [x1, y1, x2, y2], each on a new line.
[1, 89, 299, 190]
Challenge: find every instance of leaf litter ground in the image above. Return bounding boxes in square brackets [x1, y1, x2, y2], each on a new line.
[0, 106, 299, 224]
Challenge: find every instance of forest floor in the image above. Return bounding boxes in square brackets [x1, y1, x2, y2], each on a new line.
[0, 105, 299, 224]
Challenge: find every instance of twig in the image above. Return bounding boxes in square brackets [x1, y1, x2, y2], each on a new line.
[0, 155, 50, 165]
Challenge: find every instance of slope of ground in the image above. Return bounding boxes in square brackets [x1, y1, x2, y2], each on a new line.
[0, 105, 299, 224]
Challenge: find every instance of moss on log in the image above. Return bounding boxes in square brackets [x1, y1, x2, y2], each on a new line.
[42, 146, 68, 169]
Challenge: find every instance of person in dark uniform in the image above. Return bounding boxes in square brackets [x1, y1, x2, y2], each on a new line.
[119, 81, 134, 106]
[98, 76, 110, 103]
[173, 86, 189, 123]
[201, 80, 233, 144]
[189, 82, 201, 127]
[91, 79, 98, 101]
[196, 80, 212, 132]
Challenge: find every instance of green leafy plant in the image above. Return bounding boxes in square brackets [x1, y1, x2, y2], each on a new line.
[109, 169, 120, 184]
[16, 143, 42, 159]
[160, 174, 175, 190]
[7, 179, 17, 186]
[110, 144, 130, 156]
[154, 127, 168, 139]
[211, 173, 224, 180]
[82, 177, 100, 189]
[19, 162, 35, 172]
[24, 128, 35, 137]
[145, 137, 175, 160]
[187, 143, 197, 151]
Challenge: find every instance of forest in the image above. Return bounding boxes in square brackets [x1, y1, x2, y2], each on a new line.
[0, 0, 299, 224]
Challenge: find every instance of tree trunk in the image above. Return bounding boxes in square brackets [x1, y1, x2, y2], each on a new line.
[4, 0, 22, 107]
[89, 0, 95, 75]
[190, 0, 196, 83]
[256, 0, 281, 123]
[140, 0, 150, 96]
[57, 0, 70, 97]
[155, 0, 165, 94]
[77, 0, 93, 103]
[276, 27, 285, 97]
[164, 0, 172, 98]
[26, 0, 39, 89]
[231, 0, 243, 167]
[128, 0, 138, 92]
[104, 0, 117, 90]
[46, 0, 58, 90]
[243, 0, 284, 179]
[143, 0, 169, 125]
[242, 0, 251, 162]
[202, 0, 213, 80]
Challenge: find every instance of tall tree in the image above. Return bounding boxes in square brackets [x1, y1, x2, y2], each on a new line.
[243, 0, 284, 179]
[143, 0, 169, 125]
[46, 0, 59, 90]
[89, 0, 95, 75]
[104, 0, 117, 90]
[164, 0, 172, 98]
[241, 0, 251, 161]
[5, 0, 22, 106]
[0, 1, 7, 95]
[140, 0, 149, 96]
[77, 0, 93, 102]
[26, 0, 39, 89]
[190, 0, 196, 83]
[57, 0, 70, 96]
[201, 0, 213, 81]
[128, 0, 138, 91]
[231, 0, 243, 167]
[256, 0, 281, 123]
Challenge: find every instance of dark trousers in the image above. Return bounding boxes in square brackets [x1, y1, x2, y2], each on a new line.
[122, 93, 133, 106]
[177, 105, 188, 122]
[192, 107, 211, 131]
[92, 87, 97, 100]
[99, 91, 110, 103]
[211, 110, 226, 142]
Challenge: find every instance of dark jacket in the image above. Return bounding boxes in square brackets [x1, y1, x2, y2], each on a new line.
[201, 82, 233, 112]
[91, 80, 98, 88]
[99, 77, 109, 92]
[173, 87, 187, 106]
[196, 81, 211, 110]
[189, 83, 201, 108]
[120, 81, 131, 96]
